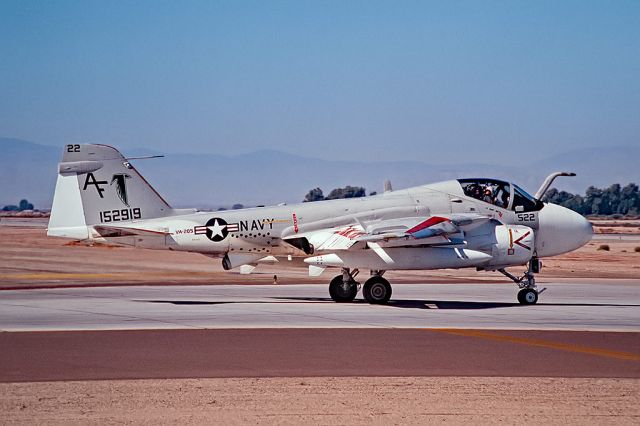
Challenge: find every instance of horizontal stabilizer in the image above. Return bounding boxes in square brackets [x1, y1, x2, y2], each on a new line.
[92, 225, 170, 238]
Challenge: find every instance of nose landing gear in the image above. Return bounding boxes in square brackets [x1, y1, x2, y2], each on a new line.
[499, 258, 544, 305]
[517, 287, 538, 304]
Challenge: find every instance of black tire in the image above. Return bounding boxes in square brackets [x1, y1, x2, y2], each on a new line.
[329, 275, 358, 302]
[517, 288, 538, 305]
[363, 276, 392, 304]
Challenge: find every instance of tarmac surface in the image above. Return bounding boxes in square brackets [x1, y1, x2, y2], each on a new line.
[1, 283, 639, 382]
[1, 283, 638, 332]
[1, 328, 638, 382]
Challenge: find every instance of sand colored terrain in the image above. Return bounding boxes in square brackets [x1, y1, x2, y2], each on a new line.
[591, 218, 640, 234]
[2, 377, 638, 425]
[541, 240, 640, 280]
[1, 222, 639, 289]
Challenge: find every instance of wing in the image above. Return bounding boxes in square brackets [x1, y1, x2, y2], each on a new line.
[283, 213, 491, 253]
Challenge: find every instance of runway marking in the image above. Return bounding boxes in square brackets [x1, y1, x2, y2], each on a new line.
[435, 329, 640, 362]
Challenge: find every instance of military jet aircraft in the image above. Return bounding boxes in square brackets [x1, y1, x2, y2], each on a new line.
[48, 144, 593, 305]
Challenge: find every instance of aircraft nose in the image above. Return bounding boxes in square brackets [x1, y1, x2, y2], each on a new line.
[536, 203, 593, 257]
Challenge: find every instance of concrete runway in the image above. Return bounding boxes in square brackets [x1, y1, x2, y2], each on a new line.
[1, 283, 639, 381]
[1, 283, 639, 332]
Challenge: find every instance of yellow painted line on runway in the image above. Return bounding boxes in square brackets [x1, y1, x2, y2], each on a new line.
[434, 328, 640, 362]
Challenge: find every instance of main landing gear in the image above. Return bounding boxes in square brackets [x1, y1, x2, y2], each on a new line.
[499, 258, 544, 305]
[328, 269, 358, 303]
[329, 269, 392, 304]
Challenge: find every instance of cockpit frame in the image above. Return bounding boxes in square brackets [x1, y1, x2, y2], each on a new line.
[457, 178, 543, 212]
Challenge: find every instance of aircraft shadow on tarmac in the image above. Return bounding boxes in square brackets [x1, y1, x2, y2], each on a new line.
[139, 298, 640, 310]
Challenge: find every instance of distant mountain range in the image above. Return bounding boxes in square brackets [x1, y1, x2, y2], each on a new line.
[1, 137, 638, 209]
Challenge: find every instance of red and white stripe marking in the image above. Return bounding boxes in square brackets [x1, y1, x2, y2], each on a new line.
[407, 216, 450, 234]
[336, 226, 365, 239]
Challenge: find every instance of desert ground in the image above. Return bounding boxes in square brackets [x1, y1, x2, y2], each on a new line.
[2, 377, 639, 425]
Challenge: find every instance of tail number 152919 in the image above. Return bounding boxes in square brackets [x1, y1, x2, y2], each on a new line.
[100, 208, 141, 223]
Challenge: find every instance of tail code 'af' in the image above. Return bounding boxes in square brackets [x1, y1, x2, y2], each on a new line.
[48, 144, 173, 239]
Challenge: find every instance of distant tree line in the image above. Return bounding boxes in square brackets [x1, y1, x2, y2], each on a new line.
[217, 203, 245, 211]
[2, 199, 34, 211]
[543, 183, 639, 216]
[304, 186, 370, 202]
[301, 183, 639, 216]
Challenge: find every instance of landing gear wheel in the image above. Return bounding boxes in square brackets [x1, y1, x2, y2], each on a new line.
[517, 288, 538, 305]
[329, 275, 358, 302]
[363, 276, 392, 304]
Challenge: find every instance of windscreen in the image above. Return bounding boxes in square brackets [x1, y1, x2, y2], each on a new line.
[512, 184, 542, 212]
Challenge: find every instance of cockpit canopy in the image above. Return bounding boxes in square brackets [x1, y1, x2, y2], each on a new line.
[458, 178, 543, 212]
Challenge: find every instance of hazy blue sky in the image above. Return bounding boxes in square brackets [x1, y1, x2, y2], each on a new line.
[1, 0, 638, 163]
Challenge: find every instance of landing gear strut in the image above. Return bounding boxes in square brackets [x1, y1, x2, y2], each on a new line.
[499, 258, 544, 305]
[328, 268, 359, 302]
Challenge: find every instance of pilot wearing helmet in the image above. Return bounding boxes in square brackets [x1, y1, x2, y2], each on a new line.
[482, 187, 494, 204]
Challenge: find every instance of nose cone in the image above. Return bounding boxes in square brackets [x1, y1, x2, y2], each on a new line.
[536, 203, 593, 257]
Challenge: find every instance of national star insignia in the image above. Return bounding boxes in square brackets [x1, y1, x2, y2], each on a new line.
[207, 219, 227, 238]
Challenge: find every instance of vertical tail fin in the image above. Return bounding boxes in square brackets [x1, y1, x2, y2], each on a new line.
[48, 144, 172, 238]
